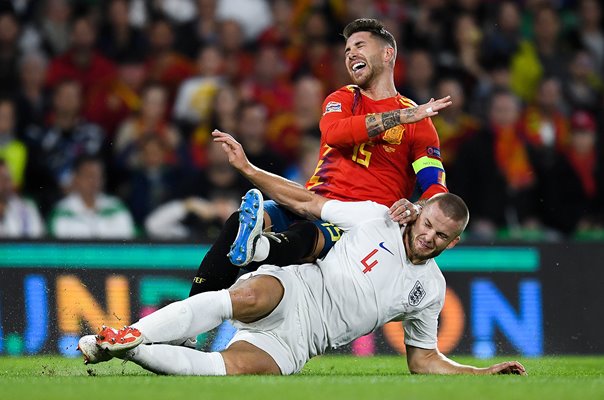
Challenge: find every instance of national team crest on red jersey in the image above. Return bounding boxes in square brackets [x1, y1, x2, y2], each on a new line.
[383, 125, 404, 145]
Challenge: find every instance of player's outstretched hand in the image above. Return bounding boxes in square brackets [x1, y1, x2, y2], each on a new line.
[404, 96, 452, 123]
[484, 361, 528, 376]
[388, 198, 422, 226]
[212, 129, 251, 172]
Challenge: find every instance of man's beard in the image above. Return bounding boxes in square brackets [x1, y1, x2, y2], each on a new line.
[352, 68, 373, 88]
[405, 222, 447, 262]
[350, 58, 381, 89]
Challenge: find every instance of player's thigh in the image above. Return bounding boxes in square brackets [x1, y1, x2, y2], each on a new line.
[229, 274, 284, 322]
[222, 340, 281, 375]
[311, 220, 343, 259]
[263, 200, 298, 232]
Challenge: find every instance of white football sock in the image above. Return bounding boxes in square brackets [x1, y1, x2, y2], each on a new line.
[252, 235, 270, 262]
[132, 290, 232, 344]
[126, 345, 227, 376]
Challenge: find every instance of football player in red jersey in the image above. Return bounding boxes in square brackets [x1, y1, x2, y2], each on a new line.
[189, 19, 451, 296]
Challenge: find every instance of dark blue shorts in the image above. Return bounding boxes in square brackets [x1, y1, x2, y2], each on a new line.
[263, 200, 342, 258]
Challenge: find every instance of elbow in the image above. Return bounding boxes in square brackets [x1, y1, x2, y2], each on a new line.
[323, 129, 351, 147]
[323, 135, 340, 147]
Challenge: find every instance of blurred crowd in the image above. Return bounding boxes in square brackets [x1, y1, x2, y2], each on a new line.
[0, 0, 602, 242]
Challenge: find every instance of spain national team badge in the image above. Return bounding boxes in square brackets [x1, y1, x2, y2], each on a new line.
[409, 280, 426, 306]
[383, 125, 404, 145]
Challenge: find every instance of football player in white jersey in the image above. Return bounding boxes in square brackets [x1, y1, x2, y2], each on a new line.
[78, 131, 526, 377]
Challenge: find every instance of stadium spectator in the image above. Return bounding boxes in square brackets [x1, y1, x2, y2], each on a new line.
[84, 58, 147, 138]
[23, 79, 105, 215]
[562, 50, 603, 113]
[45, 15, 117, 97]
[293, 10, 336, 93]
[283, 136, 321, 185]
[437, 13, 485, 97]
[34, 0, 72, 57]
[0, 98, 27, 190]
[398, 49, 435, 105]
[266, 75, 323, 160]
[0, 8, 21, 97]
[470, 59, 513, 118]
[124, 135, 182, 226]
[0, 159, 44, 238]
[173, 44, 225, 128]
[431, 77, 480, 191]
[147, 0, 197, 25]
[48, 155, 135, 239]
[114, 83, 182, 171]
[216, 19, 254, 84]
[455, 89, 537, 239]
[257, 0, 296, 51]
[14, 50, 49, 136]
[174, 0, 220, 59]
[405, 0, 449, 54]
[567, 0, 604, 76]
[517, 77, 571, 234]
[79, 152, 526, 377]
[96, 0, 148, 63]
[187, 84, 241, 169]
[234, 102, 286, 177]
[240, 44, 293, 117]
[215, 0, 271, 42]
[145, 195, 238, 242]
[480, 1, 522, 64]
[510, 5, 570, 102]
[144, 17, 195, 101]
[521, 77, 570, 170]
[168, 136, 247, 240]
[562, 110, 601, 233]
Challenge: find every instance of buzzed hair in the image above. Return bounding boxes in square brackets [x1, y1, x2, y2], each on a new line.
[426, 193, 470, 233]
[342, 18, 397, 54]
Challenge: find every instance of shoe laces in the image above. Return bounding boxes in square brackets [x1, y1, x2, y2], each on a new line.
[263, 231, 287, 243]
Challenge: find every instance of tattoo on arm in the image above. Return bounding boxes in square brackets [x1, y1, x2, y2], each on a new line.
[366, 113, 381, 137]
[365, 110, 402, 138]
[401, 107, 418, 122]
[382, 110, 401, 130]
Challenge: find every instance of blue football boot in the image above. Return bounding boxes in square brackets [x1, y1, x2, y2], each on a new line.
[228, 189, 264, 266]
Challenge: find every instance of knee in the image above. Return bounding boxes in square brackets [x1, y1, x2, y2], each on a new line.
[229, 276, 283, 322]
[231, 285, 262, 311]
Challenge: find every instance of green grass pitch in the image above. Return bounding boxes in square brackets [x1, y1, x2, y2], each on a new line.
[1, 355, 603, 400]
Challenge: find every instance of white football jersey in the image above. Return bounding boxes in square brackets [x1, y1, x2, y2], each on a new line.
[295, 200, 446, 353]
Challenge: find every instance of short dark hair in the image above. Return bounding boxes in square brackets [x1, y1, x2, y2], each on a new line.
[426, 193, 470, 233]
[342, 19, 397, 53]
[73, 154, 103, 173]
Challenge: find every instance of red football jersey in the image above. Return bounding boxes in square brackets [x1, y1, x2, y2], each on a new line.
[305, 85, 447, 206]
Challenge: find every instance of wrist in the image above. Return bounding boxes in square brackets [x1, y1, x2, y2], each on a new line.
[241, 163, 256, 178]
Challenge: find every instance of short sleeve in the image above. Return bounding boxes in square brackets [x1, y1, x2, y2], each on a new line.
[402, 301, 441, 350]
[320, 200, 388, 231]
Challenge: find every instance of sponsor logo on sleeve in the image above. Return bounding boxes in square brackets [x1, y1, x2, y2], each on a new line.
[408, 280, 426, 306]
[324, 101, 342, 115]
[426, 146, 441, 158]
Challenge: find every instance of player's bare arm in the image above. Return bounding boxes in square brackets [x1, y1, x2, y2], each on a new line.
[406, 345, 527, 376]
[365, 96, 452, 138]
[212, 130, 328, 219]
